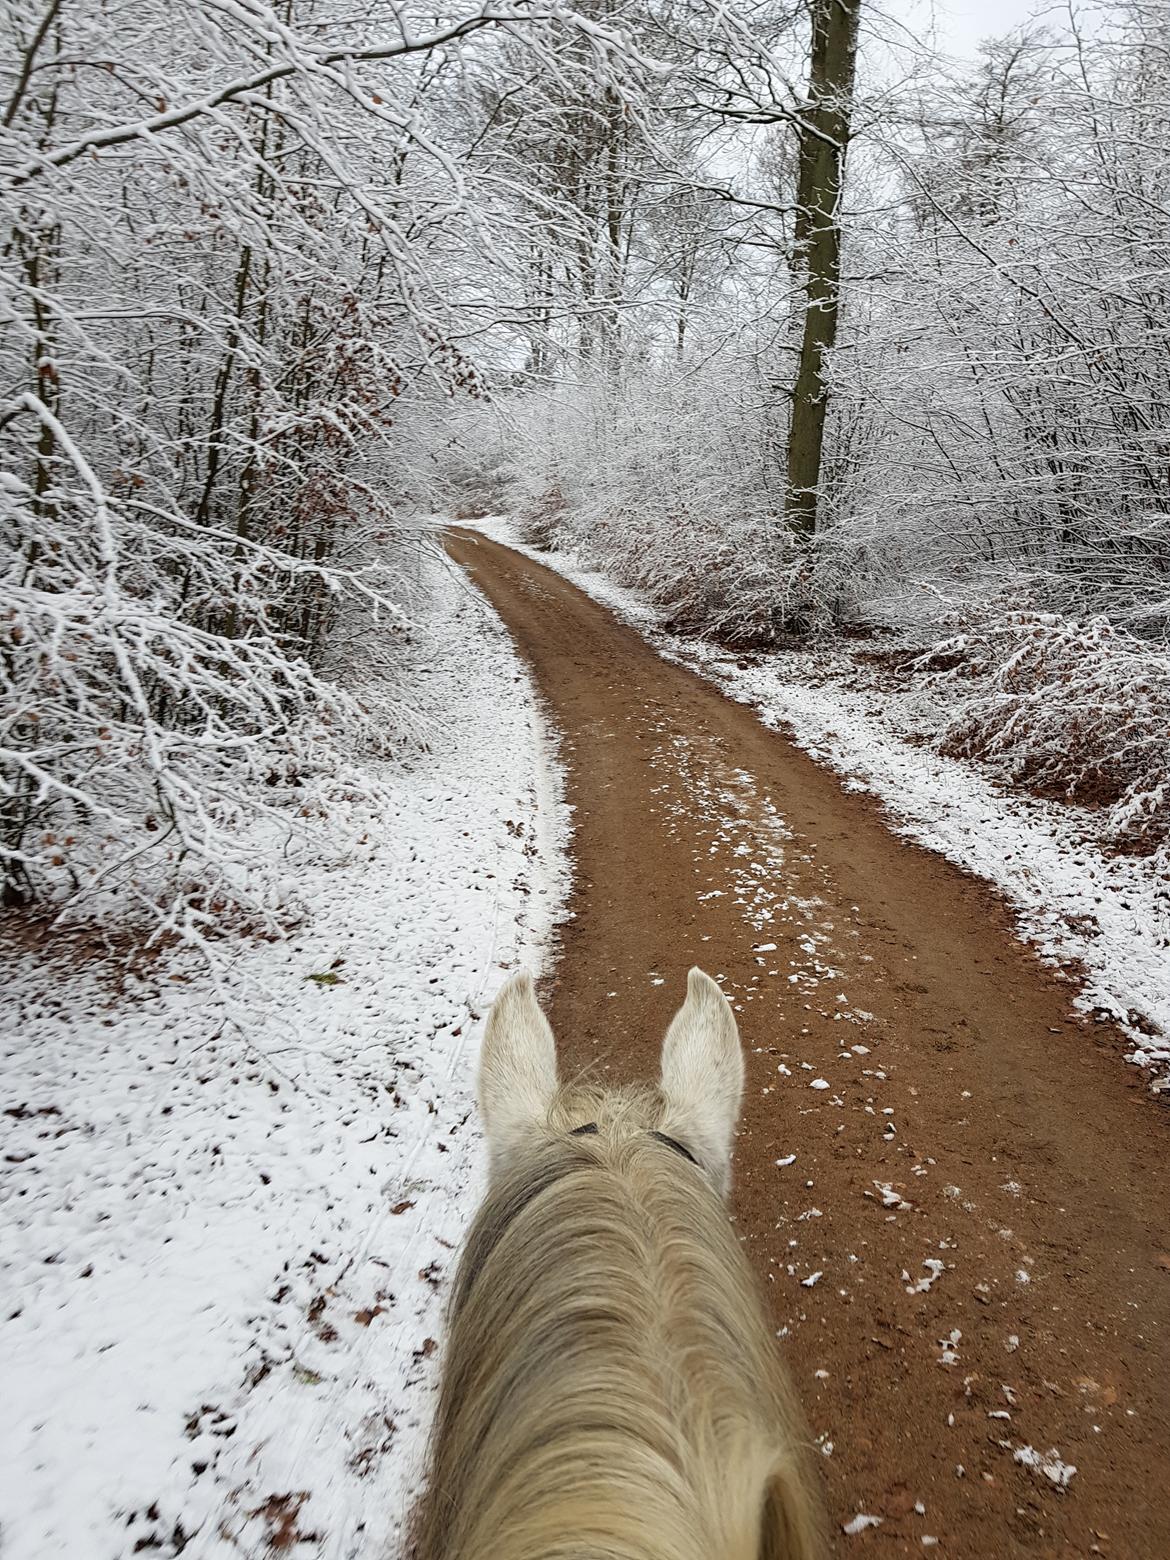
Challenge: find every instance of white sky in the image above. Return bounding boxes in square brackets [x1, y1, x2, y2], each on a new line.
[879, 0, 1047, 62]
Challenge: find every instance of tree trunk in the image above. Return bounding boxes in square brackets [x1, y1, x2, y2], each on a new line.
[784, 0, 860, 538]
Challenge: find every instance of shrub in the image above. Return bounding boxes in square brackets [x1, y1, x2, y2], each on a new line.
[921, 613, 1170, 854]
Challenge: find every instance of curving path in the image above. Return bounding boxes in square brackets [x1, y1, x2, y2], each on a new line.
[446, 527, 1169, 1558]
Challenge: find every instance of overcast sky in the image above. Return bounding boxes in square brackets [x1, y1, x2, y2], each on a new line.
[880, 0, 1048, 61]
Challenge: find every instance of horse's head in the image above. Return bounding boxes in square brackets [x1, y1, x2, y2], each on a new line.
[477, 967, 745, 1199]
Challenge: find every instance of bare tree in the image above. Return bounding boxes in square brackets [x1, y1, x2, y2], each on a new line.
[784, 0, 861, 538]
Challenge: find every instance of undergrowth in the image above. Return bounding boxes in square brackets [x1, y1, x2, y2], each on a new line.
[919, 613, 1170, 856]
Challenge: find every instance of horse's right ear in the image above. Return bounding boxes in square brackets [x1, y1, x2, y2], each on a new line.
[478, 972, 558, 1176]
[659, 967, 744, 1197]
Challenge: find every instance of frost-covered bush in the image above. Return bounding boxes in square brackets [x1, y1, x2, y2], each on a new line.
[583, 514, 874, 644]
[0, 0, 495, 933]
[0, 450, 412, 929]
[513, 486, 571, 552]
[922, 614, 1170, 855]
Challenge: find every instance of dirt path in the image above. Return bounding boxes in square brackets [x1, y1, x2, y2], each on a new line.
[446, 529, 1169, 1558]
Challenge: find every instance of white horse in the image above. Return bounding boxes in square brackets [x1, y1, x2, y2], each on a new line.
[413, 967, 824, 1560]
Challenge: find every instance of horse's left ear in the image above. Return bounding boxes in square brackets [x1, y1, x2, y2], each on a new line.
[478, 972, 559, 1177]
[659, 967, 744, 1196]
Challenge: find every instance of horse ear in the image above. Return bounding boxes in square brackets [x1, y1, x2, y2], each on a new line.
[659, 968, 744, 1196]
[478, 972, 558, 1174]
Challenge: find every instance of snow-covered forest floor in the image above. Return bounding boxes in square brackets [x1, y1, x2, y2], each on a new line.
[471, 518, 1170, 1083]
[1, 553, 569, 1559]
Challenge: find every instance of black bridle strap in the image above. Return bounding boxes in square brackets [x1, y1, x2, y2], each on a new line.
[569, 1121, 699, 1168]
[650, 1129, 700, 1167]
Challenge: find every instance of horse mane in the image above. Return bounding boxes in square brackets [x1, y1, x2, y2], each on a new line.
[412, 1084, 824, 1560]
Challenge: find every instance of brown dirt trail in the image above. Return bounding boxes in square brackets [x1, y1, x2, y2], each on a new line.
[446, 529, 1169, 1558]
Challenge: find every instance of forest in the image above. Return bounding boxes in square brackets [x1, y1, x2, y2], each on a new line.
[3, 1, 1170, 1556]
[4, 0, 1168, 937]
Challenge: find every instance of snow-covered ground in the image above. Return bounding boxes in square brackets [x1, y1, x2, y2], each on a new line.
[471, 517, 1169, 1085]
[0, 551, 570, 1559]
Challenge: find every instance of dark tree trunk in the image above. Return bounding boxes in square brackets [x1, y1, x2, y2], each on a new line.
[784, 0, 861, 538]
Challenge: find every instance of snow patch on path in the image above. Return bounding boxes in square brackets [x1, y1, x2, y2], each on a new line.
[467, 517, 1169, 1082]
[1, 551, 571, 1559]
